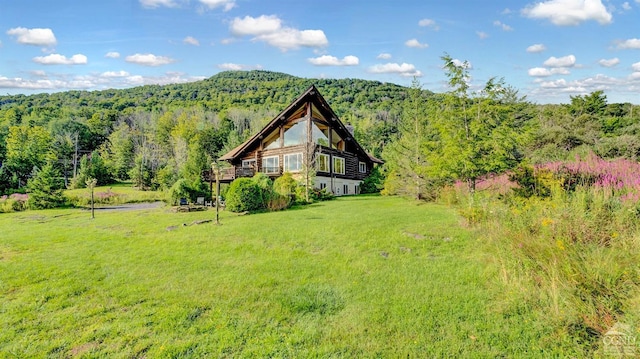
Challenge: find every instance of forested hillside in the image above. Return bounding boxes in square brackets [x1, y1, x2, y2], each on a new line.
[0, 71, 412, 195]
[1, 69, 639, 200]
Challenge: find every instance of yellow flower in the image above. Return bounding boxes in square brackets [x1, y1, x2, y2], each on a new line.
[556, 240, 565, 251]
[541, 218, 554, 227]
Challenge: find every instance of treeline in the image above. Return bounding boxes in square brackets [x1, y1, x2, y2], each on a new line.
[0, 71, 411, 198]
[0, 68, 639, 201]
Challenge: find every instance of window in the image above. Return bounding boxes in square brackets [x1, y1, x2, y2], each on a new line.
[317, 153, 330, 172]
[284, 153, 303, 172]
[313, 122, 330, 147]
[242, 159, 256, 168]
[263, 129, 280, 150]
[283, 121, 306, 146]
[359, 161, 367, 173]
[331, 129, 344, 151]
[262, 156, 279, 174]
[343, 184, 349, 194]
[319, 182, 327, 190]
[333, 157, 345, 175]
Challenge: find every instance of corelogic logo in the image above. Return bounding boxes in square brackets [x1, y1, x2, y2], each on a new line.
[603, 322, 637, 357]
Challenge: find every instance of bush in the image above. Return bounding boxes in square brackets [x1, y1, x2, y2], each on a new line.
[0, 194, 28, 213]
[273, 173, 297, 200]
[226, 178, 264, 212]
[168, 179, 192, 206]
[252, 173, 274, 208]
[360, 166, 384, 194]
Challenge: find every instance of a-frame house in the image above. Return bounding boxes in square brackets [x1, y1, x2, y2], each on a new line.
[218, 85, 383, 195]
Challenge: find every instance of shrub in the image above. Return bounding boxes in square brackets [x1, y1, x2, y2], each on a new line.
[252, 173, 274, 208]
[273, 172, 297, 200]
[360, 166, 384, 194]
[225, 178, 264, 212]
[0, 194, 28, 213]
[168, 179, 192, 206]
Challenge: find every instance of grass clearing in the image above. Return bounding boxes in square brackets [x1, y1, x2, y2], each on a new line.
[2, 196, 571, 357]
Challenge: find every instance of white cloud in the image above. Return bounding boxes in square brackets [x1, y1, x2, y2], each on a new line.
[230, 15, 282, 36]
[125, 53, 175, 66]
[255, 28, 328, 50]
[229, 15, 328, 51]
[502, 8, 513, 14]
[183, 36, 200, 46]
[528, 67, 571, 77]
[630, 72, 640, 80]
[632, 62, 640, 71]
[217, 63, 263, 71]
[377, 53, 392, 60]
[622, 2, 632, 10]
[31, 70, 46, 77]
[543, 54, 576, 67]
[139, 0, 178, 8]
[105, 51, 121, 58]
[418, 18, 439, 30]
[616, 38, 640, 49]
[369, 63, 422, 77]
[476, 31, 489, 39]
[101, 71, 130, 78]
[493, 20, 513, 31]
[451, 59, 472, 69]
[405, 38, 428, 48]
[6, 27, 57, 46]
[199, 0, 235, 11]
[522, 0, 613, 26]
[598, 58, 619, 67]
[0, 72, 205, 91]
[308, 55, 359, 66]
[529, 67, 553, 77]
[526, 44, 546, 53]
[33, 54, 88, 65]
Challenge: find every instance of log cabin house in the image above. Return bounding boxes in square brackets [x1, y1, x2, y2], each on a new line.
[217, 85, 383, 195]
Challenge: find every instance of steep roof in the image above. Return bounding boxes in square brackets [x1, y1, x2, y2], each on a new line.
[219, 85, 383, 164]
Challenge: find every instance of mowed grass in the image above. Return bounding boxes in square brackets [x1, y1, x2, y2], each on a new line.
[1, 196, 559, 358]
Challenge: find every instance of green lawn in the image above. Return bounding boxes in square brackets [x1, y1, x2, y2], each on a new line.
[1, 196, 563, 357]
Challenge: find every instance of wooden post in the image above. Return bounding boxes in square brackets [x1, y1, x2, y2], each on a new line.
[86, 177, 97, 219]
[213, 163, 220, 225]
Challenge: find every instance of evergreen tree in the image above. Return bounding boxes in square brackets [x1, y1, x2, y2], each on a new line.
[26, 162, 65, 209]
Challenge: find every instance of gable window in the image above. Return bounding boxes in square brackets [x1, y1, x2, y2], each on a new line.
[262, 156, 279, 174]
[331, 129, 344, 151]
[263, 129, 280, 150]
[284, 153, 303, 172]
[333, 156, 345, 175]
[359, 161, 367, 173]
[313, 122, 330, 147]
[317, 153, 330, 172]
[283, 121, 306, 147]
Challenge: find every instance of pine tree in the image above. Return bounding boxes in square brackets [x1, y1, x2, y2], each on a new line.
[26, 162, 65, 209]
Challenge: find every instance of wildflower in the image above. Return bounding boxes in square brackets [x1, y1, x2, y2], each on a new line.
[541, 218, 554, 227]
[555, 240, 565, 251]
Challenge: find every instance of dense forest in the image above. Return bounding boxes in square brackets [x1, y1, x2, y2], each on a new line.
[0, 68, 639, 202]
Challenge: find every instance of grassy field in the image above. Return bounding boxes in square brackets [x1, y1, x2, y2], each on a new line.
[1, 196, 573, 357]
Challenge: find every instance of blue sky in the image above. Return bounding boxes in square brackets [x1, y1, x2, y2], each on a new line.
[1, 0, 639, 104]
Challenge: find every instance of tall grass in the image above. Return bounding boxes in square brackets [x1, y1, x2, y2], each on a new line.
[455, 154, 640, 356]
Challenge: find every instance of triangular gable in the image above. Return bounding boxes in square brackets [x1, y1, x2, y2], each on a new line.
[219, 85, 383, 164]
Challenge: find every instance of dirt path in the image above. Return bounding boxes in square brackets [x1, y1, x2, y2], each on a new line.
[91, 201, 165, 212]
